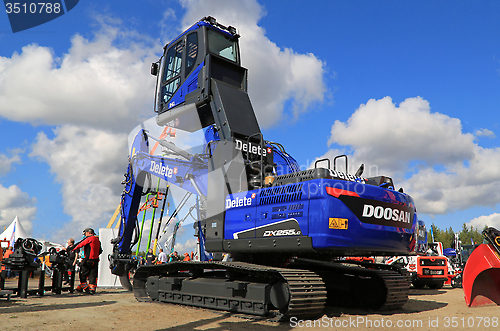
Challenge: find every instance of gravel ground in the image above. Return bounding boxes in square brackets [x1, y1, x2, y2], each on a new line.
[1, 279, 499, 331]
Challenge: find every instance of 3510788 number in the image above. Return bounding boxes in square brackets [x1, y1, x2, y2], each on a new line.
[444, 316, 498, 328]
[5, 2, 61, 14]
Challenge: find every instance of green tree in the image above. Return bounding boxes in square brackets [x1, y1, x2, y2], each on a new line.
[443, 227, 455, 248]
[428, 223, 485, 249]
[427, 224, 455, 248]
[458, 223, 483, 246]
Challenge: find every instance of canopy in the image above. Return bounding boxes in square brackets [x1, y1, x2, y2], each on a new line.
[443, 248, 457, 257]
[0, 216, 29, 248]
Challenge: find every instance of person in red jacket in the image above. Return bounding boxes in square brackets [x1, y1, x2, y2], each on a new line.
[1, 246, 13, 278]
[72, 228, 102, 294]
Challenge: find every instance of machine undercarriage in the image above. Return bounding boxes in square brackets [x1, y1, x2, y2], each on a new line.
[131, 257, 409, 319]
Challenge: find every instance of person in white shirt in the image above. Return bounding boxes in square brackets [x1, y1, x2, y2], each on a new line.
[157, 248, 168, 264]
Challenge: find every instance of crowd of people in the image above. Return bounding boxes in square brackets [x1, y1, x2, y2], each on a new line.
[1, 246, 15, 278]
[2, 227, 195, 296]
[1, 227, 103, 295]
[139, 248, 194, 265]
[58, 228, 103, 295]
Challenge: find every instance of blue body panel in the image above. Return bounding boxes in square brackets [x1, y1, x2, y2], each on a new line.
[224, 178, 418, 254]
[271, 146, 300, 175]
[224, 191, 258, 239]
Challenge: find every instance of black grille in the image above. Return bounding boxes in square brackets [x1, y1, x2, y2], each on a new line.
[420, 258, 446, 266]
[259, 183, 304, 205]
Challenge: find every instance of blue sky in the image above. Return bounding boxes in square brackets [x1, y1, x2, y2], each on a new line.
[1, 0, 500, 252]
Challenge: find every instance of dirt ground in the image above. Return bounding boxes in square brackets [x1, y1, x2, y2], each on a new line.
[1, 279, 499, 331]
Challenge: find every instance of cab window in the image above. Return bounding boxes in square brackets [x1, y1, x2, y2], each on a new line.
[207, 29, 237, 62]
[185, 32, 198, 77]
[162, 41, 183, 103]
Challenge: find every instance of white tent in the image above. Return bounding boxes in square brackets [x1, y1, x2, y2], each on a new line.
[0, 216, 29, 248]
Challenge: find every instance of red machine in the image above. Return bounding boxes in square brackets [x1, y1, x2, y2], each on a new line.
[386, 253, 448, 289]
[412, 255, 448, 289]
[344, 257, 375, 263]
[463, 227, 500, 306]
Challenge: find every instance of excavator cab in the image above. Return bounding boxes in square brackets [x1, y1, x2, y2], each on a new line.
[463, 227, 500, 306]
[151, 16, 257, 141]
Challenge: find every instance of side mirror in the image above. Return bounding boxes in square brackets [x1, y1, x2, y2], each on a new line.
[151, 63, 159, 76]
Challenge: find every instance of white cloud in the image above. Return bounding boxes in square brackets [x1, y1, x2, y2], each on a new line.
[29, 125, 127, 239]
[0, 18, 161, 242]
[180, 0, 265, 31]
[158, 8, 177, 41]
[403, 146, 500, 214]
[0, 149, 36, 235]
[171, 238, 197, 255]
[328, 96, 476, 174]
[177, 0, 327, 127]
[0, 19, 159, 132]
[0, 184, 37, 235]
[467, 213, 500, 230]
[319, 96, 500, 216]
[475, 128, 496, 139]
[0, 149, 22, 177]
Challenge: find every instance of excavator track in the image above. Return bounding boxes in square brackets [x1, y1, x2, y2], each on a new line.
[288, 258, 409, 310]
[132, 261, 327, 319]
[376, 269, 410, 310]
[274, 269, 327, 319]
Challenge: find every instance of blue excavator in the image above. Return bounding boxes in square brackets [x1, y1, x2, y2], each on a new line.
[109, 16, 424, 319]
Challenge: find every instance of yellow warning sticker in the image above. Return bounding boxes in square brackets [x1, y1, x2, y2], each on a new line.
[329, 218, 348, 229]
